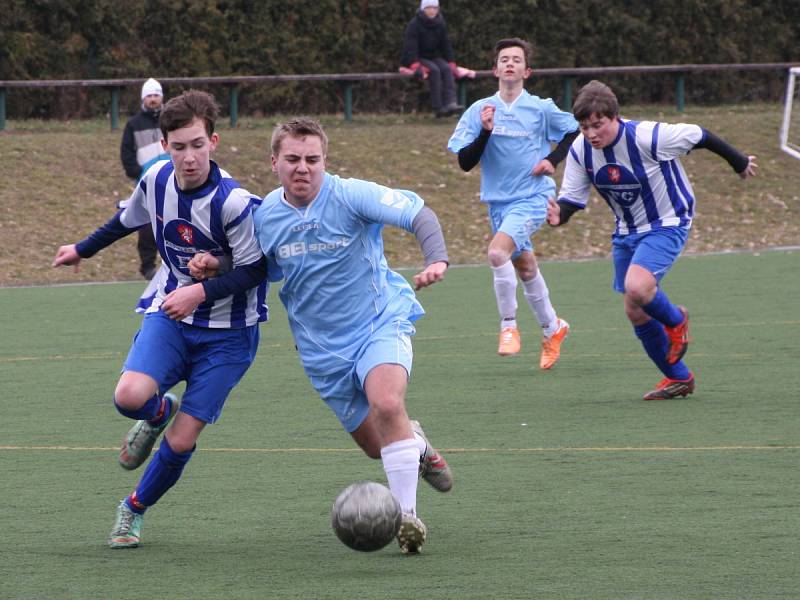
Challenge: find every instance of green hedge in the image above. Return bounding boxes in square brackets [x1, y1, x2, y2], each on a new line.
[2, 0, 799, 118]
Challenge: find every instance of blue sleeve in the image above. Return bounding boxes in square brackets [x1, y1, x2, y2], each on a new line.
[75, 210, 140, 258]
[545, 99, 580, 143]
[447, 102, 485, 153]
[200, 255, 268, 302]
[343, 180, 423, 232]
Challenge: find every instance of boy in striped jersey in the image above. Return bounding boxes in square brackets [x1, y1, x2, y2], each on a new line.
[53, 90, 269, 547]
[448, 38, 578, 369]
[548, 80, 758, 400]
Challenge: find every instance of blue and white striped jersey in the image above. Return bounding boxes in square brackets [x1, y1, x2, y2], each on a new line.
[253, 173, 425, 376]
[121, 159, 268, 328]
[448, 90, 578, 203]
[558, 119, 703, 235]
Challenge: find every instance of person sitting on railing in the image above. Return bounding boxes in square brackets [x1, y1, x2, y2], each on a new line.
[400, 0, 465, 118]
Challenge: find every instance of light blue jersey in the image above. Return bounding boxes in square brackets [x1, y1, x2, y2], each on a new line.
[448, 90, 578, 203]
[253, 173, 426, 376]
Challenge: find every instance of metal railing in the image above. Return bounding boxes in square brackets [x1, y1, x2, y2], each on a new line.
[1, 62, 797, 131]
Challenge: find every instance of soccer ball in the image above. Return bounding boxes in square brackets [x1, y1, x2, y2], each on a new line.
[331, 481, 402, 552]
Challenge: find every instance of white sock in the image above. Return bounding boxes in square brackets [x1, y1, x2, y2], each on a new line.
[380, 438, 420, 516]
[412, 430, 428, 457]
[491, 261, 518, 326]
[522, 272, 558, 335]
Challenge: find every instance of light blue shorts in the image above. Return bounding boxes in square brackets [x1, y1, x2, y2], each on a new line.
[124, 311, 259, 424]
[308, 317, 416, 433]
[611, 227, 689, 293]
[487, 192, 549, 259]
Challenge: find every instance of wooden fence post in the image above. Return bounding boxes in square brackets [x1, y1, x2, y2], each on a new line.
[110, 87, 120, 130]
[0, 88, 6, 132]
[229, 85, 239, 127]
[344, 83, 353, 122]
[676, 74, 686, 112]
[562, 77, 574, 110]
[458, 79, 467, 107]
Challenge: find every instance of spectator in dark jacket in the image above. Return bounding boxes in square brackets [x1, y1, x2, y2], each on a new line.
[401, 0, 464, 117]
[120, 78, 169, 279]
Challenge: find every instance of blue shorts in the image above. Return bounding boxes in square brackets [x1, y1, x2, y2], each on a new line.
[611, 227, 689, 293]
[124, 311, 259, 424]
[488, 191, 550, 259]
[308, 318, 416, 433]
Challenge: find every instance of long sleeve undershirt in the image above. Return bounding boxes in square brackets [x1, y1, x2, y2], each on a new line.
[458, 128, 580, 172]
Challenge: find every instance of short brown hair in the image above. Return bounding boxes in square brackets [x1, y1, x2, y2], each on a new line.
[160, 90, 220, 140]
[271, 117, 329, 157]
[493, 38, 532, 69]
[572, 80, 619, 122]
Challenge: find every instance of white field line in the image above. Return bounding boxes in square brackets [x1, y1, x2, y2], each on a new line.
[3, 320, 798, 364]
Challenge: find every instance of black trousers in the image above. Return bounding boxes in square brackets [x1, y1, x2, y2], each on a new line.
[137, 226, 158, 278]
[420, 58, 457, 110]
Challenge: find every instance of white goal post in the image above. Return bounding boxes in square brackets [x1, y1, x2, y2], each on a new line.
[780, 66, 800, 160]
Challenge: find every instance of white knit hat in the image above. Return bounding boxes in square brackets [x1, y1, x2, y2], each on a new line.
[141, 78, 163, 99]
[420, 0, 439, 9]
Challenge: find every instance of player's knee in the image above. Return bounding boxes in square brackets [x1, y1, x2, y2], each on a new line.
[487, 247, 511, 268]
[371, 394, 406, 422]
[114, 381, 151, 410]
[624, 283, 651, 307]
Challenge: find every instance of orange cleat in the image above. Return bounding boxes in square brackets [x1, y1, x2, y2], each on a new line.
[540, 319, 569, 369]
[497, 327, 521, 356]
[643, 373, 695, 400]
[664, 306, 691, 365]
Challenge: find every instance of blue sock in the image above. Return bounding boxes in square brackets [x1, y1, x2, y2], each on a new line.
[642, 289, 684, 327]
[114, 394, 161, 421]
[634, 319, 691, 380]
[129, 437, 194, 511]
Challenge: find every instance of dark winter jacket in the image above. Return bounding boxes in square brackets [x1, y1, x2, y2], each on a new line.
[401, 10, 455, 66]
[120, 108, 164, 180]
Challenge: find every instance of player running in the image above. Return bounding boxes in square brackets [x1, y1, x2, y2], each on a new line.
[447, 37, 579, 368]
[547, 80, 757, 400]
[53, 90, 268, 547]
[189, 117, 453, 555]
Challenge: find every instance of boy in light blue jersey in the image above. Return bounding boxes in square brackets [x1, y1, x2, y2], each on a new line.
[190, 117, 453, 555]
[548, 80, 758, 400]
[53, 91, 269, 548]
[448, 38, 579, 369]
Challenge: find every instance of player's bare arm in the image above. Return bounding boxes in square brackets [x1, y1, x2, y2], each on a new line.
[52, 244, 82, 272]
[413, 261, 448, 290]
